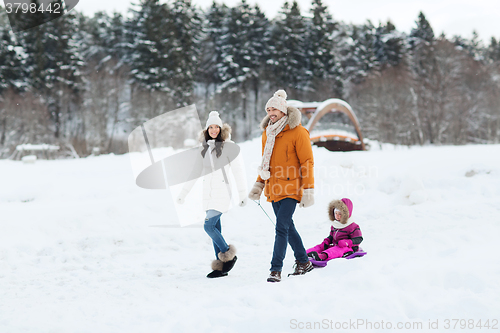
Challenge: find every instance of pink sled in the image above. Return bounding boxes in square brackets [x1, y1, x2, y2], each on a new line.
[309, 248, 367, 267]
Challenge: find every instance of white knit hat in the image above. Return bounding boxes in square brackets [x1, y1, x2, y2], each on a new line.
[205, 111, 223, 129]
[265, 90, 288, 114]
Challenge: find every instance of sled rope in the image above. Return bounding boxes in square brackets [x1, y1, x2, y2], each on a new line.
[253, 200, 276, 227]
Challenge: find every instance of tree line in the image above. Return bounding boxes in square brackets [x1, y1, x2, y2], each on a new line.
[1, 0, 499, 157]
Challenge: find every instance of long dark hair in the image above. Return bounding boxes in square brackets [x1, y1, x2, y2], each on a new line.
[201, 127, 224, 158]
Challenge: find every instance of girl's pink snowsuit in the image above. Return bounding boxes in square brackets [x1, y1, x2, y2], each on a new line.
[306, 223, 363, 260]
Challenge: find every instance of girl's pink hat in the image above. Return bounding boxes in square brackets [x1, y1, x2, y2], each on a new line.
[341, 198, 353, 217]
[328, 198, 353, 225]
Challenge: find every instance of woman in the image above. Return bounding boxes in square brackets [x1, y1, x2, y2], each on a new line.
[177, 111, 247, 278]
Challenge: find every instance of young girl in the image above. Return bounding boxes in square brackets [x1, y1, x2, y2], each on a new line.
[307, 198, 363, 261]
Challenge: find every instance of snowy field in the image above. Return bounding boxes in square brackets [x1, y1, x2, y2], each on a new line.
[1, 139, 500, 332]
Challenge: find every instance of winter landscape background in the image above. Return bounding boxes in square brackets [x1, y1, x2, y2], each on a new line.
[1, 139, 499, 332]
[1, 0, 500, 331]
[1, 0, 500, 157]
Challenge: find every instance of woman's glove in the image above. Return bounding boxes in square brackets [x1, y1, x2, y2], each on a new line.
[336, 239, 353, 248]
[248, 182, 265, 200]
[299, 188, 314, 208]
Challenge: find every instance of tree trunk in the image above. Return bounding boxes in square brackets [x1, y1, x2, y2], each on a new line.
[0, 117, 6, 145]
[54, 104, 60, 139]
[252, 77, 260, 138]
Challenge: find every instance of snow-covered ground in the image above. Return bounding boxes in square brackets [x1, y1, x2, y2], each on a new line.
[1, 140, 500, 332]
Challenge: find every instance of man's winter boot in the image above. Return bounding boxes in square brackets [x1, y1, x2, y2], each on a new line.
[288, 260, 313, 277]
[267, 271, 281, 283]
[207, 259, 228, 278]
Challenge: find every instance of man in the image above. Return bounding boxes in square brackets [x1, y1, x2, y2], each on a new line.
[248, 89, 315, 282]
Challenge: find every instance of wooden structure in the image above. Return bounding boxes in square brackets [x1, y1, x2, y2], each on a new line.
[288, 98, 366, 151]
[10, 144, 60, 160]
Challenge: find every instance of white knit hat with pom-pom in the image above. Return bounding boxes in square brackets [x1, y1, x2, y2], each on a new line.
[205, 111, 223, 129]
[265, 89, 288, 114]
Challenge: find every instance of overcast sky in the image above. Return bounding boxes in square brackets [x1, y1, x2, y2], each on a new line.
[76, 0, 500, 43]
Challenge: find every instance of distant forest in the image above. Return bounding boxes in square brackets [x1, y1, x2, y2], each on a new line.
[1, 0, 499, 157]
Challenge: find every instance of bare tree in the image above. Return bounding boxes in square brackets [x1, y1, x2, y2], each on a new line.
[81, 58, 130, 154]
[351, 63, 416, 145]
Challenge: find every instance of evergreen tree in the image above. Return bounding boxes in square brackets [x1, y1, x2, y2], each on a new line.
[127, 0, 200, 107]
[487, 37, 500, 62]
[18, 13, 49, 93]
[44, 0, 82, 139]
[409, 11, 434, 48]
[268, 1, 309, 94]
[198, 1, 229, 90]
[373, 20, 406, 67]
[386, 20, 396, 32]
[409, 12, 443, 144]
[167, 0, 202, 106]
[18, 0, 82, 139]
[0, 7, 26, 147]
[217, 0, 270, 136]
[451, 35, 467, 49]
[84, 11, 127, 64]
[409, 11, 436, 77]
[246, 4, 270, 116]
[453, 30, 486, 61]
[77, 11, 130, 153]
[127, 0, 172, 93]
[451, 32, 485, 61]
[108, 13, 128, 61]
[218, 0, 268, 87]
[339, 22, 377, 85]
[0, 22, 25, 94]
[307, 0, 343, 98]
[468, 30, 485, 61]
